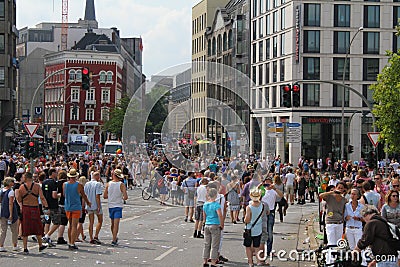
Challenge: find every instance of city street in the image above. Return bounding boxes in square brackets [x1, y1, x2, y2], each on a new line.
[0, 187, 319, 267]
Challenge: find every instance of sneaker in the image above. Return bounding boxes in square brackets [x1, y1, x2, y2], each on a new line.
[68, 245, 78, 250]
[31, 236, 37, 242]
[189, 219, 195, 223]
[12, 246, 21, 252]
[93, 238, 102, 245]
[219, 255, 229, 262]
[111, 241, 118, 247]
[184, 218, 188, 222]
[39, 245, 48, 252]
[48, 239, 56, 247]
[0, 247, 6, 252]
[90, 240, 96, 244]
[197, 233, 204, 238]
[23, 248, 29, 255]
[57, 238, 68, 245]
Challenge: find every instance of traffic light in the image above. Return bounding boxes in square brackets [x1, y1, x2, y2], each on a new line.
[81, 67, 90, 90]
[26, 140, 35, 158]
[292, 82, 301, 107]
[347, 145, 354, 154]
[281, 84, 291, 108]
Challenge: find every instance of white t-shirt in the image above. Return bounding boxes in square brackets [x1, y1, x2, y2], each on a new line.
[215, 194, 226, 216]
[170, 180, 178, 191]
[328, 179, 339, 187]
[261, 189, 279, 211]
[285, 173, 295, 186]
[196, 185, 207, 204]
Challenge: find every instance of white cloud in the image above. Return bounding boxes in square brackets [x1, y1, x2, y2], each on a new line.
[17, 0, 199, 77]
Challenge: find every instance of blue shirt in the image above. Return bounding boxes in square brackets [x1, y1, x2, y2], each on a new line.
[344, 201, 364, 229]
[64, 182, 81, 212]
[203, 201, 221, 225]
[246, 203, 264, 236]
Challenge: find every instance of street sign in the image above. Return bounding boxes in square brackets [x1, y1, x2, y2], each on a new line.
[267, 122, 283, 128]
[367, 132, 380, 148]
[34, 107, 42, 115]
[268, 127, 284, 133]
[24, 123, 40, 138]
[268, 132, 284, 138]
[286, 122, 301, 128]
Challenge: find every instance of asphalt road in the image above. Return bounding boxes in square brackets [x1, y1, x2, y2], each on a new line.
[0, 187, 319, 267]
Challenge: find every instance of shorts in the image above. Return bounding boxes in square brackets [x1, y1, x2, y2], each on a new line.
[109, 207, 123, 219]
[286, 184, 294, 195]
[87, 207, 103, 215]
[195, 205, 204, 221]
[48, 208, 62, 225]
[184, 195, 195, 207]
[260, 229, 268, 244]
[243, 234, 262, 248]
[79, 211, 86, 224]
[66, 210, 81, 219]
[59, 206, 68, 226]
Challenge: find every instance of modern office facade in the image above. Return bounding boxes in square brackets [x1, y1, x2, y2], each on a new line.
[250, 0, 397, 163]
[0, 0, 17, 150]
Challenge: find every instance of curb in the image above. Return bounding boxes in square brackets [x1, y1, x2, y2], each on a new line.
[307, 212, 322, 251]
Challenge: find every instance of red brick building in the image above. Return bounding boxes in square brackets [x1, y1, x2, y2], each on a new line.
[44, 50, 124, 145]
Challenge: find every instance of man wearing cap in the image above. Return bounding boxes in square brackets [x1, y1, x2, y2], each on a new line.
[104, 168, 128, 246]
[63, 168, 91, 250]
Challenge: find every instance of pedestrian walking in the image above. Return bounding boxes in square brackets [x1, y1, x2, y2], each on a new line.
[104, 168, 128, 246]
[0, 177, 19, 252]
[84, 171, 103, 244]
[181, 172, 197, 222]
[202, 188, 224, 267]
[63, 169, 91, 250]
[226, 176, 241, 223]
[194, 178, 208, 238]
[381, 189, 400, 227]
[16, 172, 49, 254]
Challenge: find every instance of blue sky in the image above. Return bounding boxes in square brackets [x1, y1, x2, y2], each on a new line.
[17, 0, 199, 77]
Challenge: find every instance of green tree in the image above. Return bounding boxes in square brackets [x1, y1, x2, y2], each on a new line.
[145, 86, 169, 135]
[371, 51, 400, 152]
[104, 96, 141, 138]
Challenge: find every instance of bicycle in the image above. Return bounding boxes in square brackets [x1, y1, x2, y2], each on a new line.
[141, 177, 170, 201]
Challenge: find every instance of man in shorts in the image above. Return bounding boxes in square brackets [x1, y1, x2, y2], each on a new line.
[63, 169, 91, 250]
[84, 171, 103, 244]
[194, 178, 208, 238]
[181, 172, 197, 222]
[42, 168, 60, 247]
[284, 168, 295, 205]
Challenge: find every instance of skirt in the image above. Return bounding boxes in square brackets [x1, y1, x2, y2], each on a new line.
[21, 205, 43, 236]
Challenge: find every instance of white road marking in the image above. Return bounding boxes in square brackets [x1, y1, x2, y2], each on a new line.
[162, 217, 180, 224]
[154, 246, 177, 261]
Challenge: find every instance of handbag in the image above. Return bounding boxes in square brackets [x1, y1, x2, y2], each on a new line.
[243, 204, 265, 239]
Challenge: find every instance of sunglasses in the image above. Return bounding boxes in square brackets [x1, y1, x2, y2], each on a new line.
[393, 185, 399, 188]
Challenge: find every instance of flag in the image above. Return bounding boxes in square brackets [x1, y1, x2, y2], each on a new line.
[139, 38, 143, 52]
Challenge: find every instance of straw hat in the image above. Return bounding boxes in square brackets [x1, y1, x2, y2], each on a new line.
[113, 169, 124, 179]
[249, 189, 261, 202]
[67, 168, 79, 178]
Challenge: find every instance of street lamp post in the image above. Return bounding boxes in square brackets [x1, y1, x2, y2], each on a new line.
[340, 26, 363, 160]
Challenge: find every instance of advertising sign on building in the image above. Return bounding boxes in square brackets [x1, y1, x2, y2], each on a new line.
[295, 6, 301, 64]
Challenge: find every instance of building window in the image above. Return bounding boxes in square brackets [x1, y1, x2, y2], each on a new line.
[266, 39, 270, 59]
[280, 59, 285, 81]
[281, 7, 286, 30]
[99, 71, 106, 83]
[102, 88, 110, 103]
[258, 64, 263, 85]
[259, 41, 264, 62]
[363, 58, 379, 81]
[86, 88, 95, 101]
[0, 1, 4, 18]
[393, 33, 400, 52]
[70, 106, 79, 121]
[303, 58, 320, 80]
[272, 61, 277, 83]
[253, 0, 258, 17]
[68, 70, 76, 81]
[101, 107, 109, 121]
[364, 6, 380, 28]
[228, 30, 233, 49]
[0, 67, 5, 86]
[273, 11, 278, 33]
[273, 36, 277, 58]
[264, 87, 270, 108]
[252, 66, 256, 84]
[266, 14, 271, 35]
[106, 71, 113, 82]
[252, 43, 257, 63]
[252, 21, 257, 41]
[0, 34, 4, 53]
[304, 30, 320, 53]
[303, 84, 320, 107]
[259, 17, 264, 38]
[223, 32, 227, 51]
[280, 33, 285, 55]
[304, 4, 321, 27]
[362, 84, 374, 107]
[333, 31, 350, 54]
[265, 63, 270, 83]
[76, 70, 82, 81]
[86, 108, 94, 121]
[334, 5, 351, 27]
[271, 86, 277, 107]
[363, 32, 379, 54]
[208, 39, 212, 56]
[394, 6, 400, 27]
[333, 85, 349, 107]
[212, 37, 216, 55]
[273, 0, 279, 8]
[333, 58, 350, 80]
[71, 87, 80, 102]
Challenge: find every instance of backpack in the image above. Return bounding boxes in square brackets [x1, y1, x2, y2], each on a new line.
[375, 216, 400, 251]
[157, 178, 164, 188]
